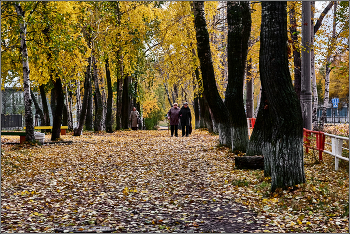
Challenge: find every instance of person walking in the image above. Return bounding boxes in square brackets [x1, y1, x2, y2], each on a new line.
[129, 107, 140, 130]
[167, 103, 180, 137]
[179, 102, 192, 137]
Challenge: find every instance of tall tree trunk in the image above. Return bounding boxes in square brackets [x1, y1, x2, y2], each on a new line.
[15, 3, 34, 142]
[75, 80, 82, 125]
[194, 97, 200, 129]
[105, 58, 114, 133]
[172, 84, 178, 104]
[51, 78, 64, 140]
[247, 90, 273, 177]
[92, 55, 103, 132]
[121, 76, 130, 129]
[246, 58, 254, 118]
[50, 87, 57, 119]
[39, 85, 50, 126]
[320, 2, 337, 129]
[288, 2, 302, 100]
[225, 1, 251, 152]
[192, 1, 232, 146]
[30, 89, 44, 125]
[260, 1, 305, 192]
[115, 78, 123, 130]
[66, 85, 73, 131]
[85, 85, 93, 131]
[164, 83, 173, 107]
[74, 57, 92, 136]
[62, 103, 68, 126]
[301, 1, 312, 130]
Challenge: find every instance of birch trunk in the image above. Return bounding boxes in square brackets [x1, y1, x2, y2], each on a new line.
[66, 84, 73, 131]
[192, 1, 232, 146]
[15, 3, 34, 142]
[260, 1, 305, 191]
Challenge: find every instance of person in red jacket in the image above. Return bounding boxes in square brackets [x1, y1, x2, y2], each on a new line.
[167, 103, 180, 137]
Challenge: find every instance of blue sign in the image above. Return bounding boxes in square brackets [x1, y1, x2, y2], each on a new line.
[332, 98, 339, 108]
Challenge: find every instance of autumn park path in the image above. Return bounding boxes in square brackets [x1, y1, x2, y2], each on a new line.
[1, 130, 283, 233]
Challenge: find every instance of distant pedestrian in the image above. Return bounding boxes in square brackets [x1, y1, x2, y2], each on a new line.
[130, 107, 140, 130]
[179, 102, 192, 137]
[167, 103, 180, 137]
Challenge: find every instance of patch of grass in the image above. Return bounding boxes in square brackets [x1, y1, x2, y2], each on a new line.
[231, 179, 250, 187]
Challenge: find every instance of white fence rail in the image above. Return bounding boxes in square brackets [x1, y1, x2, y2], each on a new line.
[323, 133, 349, 171]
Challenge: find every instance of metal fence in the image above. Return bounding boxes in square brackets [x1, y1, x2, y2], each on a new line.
[1, 114, 23, 130]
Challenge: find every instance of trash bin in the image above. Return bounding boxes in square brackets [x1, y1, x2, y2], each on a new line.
[34, 131, 45, 144]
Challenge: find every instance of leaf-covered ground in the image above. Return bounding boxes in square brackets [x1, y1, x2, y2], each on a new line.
[1, 130, 349, 233]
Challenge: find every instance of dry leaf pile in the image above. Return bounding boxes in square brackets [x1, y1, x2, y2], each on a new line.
[1, 130, 349, 233]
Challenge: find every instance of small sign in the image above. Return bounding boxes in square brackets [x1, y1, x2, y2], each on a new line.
[332, 98, 339, 108]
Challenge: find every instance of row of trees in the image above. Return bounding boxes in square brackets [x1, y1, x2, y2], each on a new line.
[1, 1, 348, 191]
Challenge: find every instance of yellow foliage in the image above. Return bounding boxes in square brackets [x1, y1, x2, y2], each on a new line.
[142, 99, 160, 119]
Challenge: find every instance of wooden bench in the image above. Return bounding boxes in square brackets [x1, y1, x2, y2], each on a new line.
[24, 126, 68, 135]
[1, 131, 26, 143]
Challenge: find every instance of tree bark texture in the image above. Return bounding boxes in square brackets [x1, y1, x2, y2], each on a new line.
[105, 58, 114, 133]
[225, 1, 251, 152]
[66, 85, 73, 131]
[235, 156, 264, 170]
[74, 57, 92, 136]
[115, 78, 123, 130]
[288, 2, 302, 100]
[192, 1, 232, 146]
[194, 97, 200, 129]
[92, 55, 103, 132]
[75, 80, 82, 125]
[85, 85, 93, 131]
[15, 3, 35, 142]
[121, 76, 130, 129]
[39, 84, 50, 126]
[260, 1, 305, 191]
[246, 58, 254, 118]
[198, 96, 213, 131]
[51, 78, 64, 141]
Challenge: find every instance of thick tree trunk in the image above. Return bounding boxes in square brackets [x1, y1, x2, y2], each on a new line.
[192, 1, 232, 146]
[74, 57, 92, 136]
[62, 103, 68, 126]
[198, 96, 212, 131]
[15, 3, 34, 142]
[51, 78, 64, 141]
[121, 76, 130, 129]
[288, 2, 302, 100]
[50, 87, 57, 119]
[39, 84, 50, 126]
[92, 55, 103, 132]
[30, 89, 44, 125]
[225, 1, 251, 152]
[105, 58, 114, 133]
[246, 58, 254, 118]
[260, 1, 305, 191]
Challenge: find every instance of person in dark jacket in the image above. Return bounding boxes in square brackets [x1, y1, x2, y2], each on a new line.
[167, 103, 180, 137]
[179, 102, 191, 137]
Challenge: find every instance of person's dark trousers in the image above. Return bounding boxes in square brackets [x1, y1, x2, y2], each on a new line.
[132, 127, 137, 130]
[171, 125, 178, 136]
[182, 125, 189, 136]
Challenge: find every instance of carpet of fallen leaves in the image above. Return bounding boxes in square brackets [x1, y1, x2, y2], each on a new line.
[1, 130, 349, 233]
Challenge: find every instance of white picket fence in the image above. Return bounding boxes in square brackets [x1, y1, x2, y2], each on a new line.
[323, 133, 349, 171]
